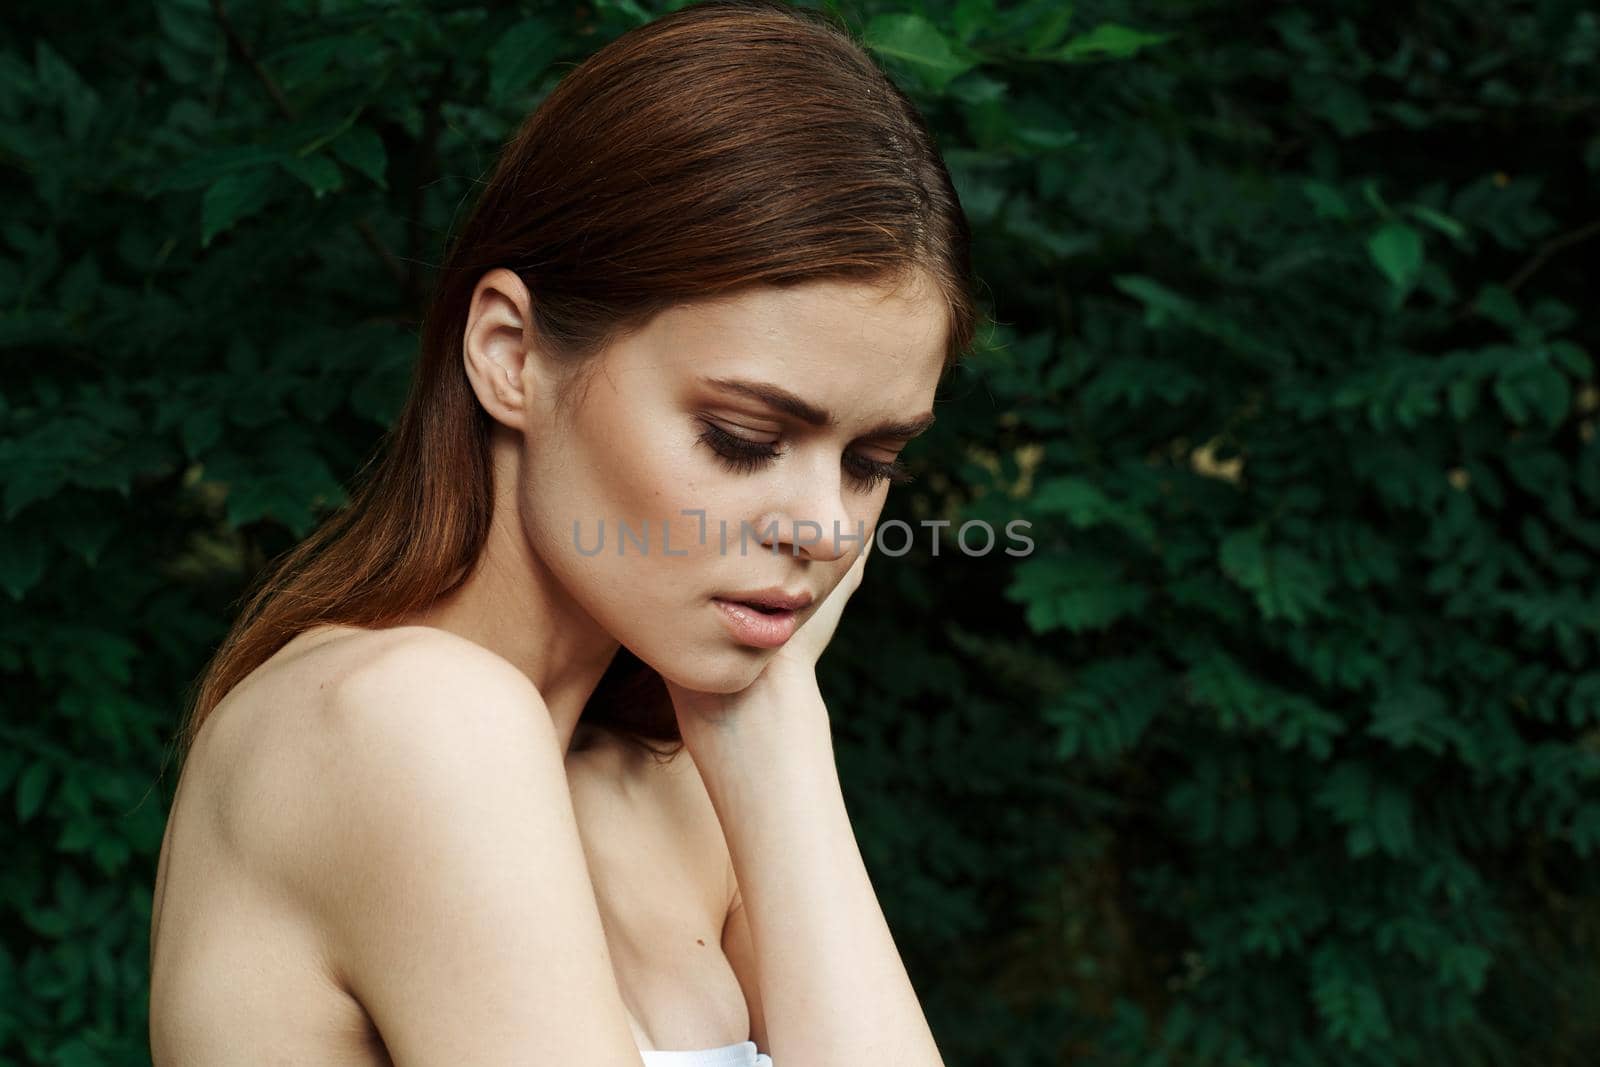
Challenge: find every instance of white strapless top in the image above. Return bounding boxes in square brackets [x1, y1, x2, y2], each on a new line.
[638, 1039, 773, 1066]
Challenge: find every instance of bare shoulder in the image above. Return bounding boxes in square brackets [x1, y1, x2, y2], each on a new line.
[290, 624, 566, 883]
[266, 625, 644, 1062]
[338, 623, 542, 694]
[326, 624, 553, 745]
[306, 625, 566, 862]
[212, 627, 544, 851]
[198, 622, 535, 771]
[202, 624, 552, 872]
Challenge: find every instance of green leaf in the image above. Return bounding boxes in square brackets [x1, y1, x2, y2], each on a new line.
[16, 761, 51, 822]
[591, 0, 652, 26]
[201, 168, 277, 247]
[1295, 74, 1372, 135]
[278, 153, 344, 199]
[1005, 554, 1151, 634]
[329, 125, 388, 189]
[488, 17, 565, 102]
[1548, 340, 1592, 378]
[1018, 5, 1077, 57]
[34, 40, 99, 142]
[1369, 680, 1455, 753]
[1371, 785, 1415, 856]
[1052, 22, 1174, 62]
[57, 815, 98, 852]
[1030, 476, 1157, 547]
[152, 144, 283, 194]
[1046, 654, 1167, 763]
[863, 14, 977, 91]
[0, 519, 50, 598]
[3, 466, 67, 521]
[156, 0, 221, 55]
[181, 408, 223, 459]
[1301, 180, 1351, 220]
[1219, 528, 1332, 624]
[1112, 274, 1283, 365]
[1183, 645, 1345, 755]
[1475, 284, 1522, 330]
[950, 0, 998, 44]
[1568, 675, 1600, 727]
[1406, 204, 1467, 241]
[1366, 221, 1424, 298]
[1311, 945, 1394, 1048]
[1495, 361, 1571, 427]
[93, 835, 132, 874]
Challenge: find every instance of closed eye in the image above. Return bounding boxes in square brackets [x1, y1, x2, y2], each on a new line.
[694, 419, 913, 491]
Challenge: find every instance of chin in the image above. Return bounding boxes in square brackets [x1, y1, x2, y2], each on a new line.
[653, 650, 770, 695]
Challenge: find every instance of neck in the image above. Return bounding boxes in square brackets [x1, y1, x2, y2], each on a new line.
[405, 517, 622, 758]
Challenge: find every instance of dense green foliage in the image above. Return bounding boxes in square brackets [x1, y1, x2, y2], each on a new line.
[2, 0, 1597, 1064]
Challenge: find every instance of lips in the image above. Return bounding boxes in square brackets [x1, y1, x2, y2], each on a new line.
[717, 588, 814, 612]
[709, 587, 813, 648]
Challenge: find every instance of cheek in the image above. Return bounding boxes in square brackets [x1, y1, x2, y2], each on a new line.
[559, 394, 687, 513]
[591, 416, 776, 554]
[546, 409, 725, 575]
[596, 418, 706, 528]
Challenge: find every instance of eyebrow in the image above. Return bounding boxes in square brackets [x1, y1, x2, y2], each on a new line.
[701, 376, 936, 440]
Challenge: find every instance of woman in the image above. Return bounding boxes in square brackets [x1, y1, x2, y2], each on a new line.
[148, 0, 979, 1063]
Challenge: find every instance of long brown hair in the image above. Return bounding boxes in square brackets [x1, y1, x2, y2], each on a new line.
[179, 0, 981, 762]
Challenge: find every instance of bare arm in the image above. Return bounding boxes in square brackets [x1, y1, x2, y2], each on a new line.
[691, 668, 945, 1066]
[290, 631, 646, 1066]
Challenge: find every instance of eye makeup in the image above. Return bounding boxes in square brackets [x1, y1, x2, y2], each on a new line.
[694, 418, 913, 491]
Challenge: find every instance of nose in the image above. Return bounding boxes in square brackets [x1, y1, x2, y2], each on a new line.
[752, 453, 861, 563]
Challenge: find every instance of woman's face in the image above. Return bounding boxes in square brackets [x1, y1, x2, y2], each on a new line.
[509, 272, 948, 693]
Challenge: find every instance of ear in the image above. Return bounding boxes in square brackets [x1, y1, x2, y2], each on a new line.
[462, 268, 543, 431]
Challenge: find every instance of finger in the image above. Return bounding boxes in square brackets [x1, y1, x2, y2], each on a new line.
[847, 534, 871, 581]
[848, 531, 873, 587]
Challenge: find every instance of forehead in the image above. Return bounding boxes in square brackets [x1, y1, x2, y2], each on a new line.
[633, 274, 948, 418]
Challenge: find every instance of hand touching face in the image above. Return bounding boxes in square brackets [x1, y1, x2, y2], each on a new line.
[764, 529, 874, 679]
[503, 273, 944, 697]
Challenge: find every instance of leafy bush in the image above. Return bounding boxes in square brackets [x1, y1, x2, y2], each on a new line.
[2, 0, 1595, 1064]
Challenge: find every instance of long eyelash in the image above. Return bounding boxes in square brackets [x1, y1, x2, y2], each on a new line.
[844, 454, 915, 490]
[696, 419, 913, 490]
[696, 420, 779, 473]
